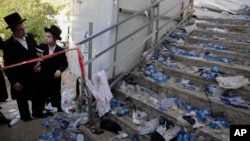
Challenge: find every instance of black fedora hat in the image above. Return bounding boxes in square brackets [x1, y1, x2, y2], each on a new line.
[4, 12, 26, 29]
[44, 25, 62, 40]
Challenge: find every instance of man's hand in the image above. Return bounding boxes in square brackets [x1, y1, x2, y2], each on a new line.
[54, 70, 61, 78]
[34, 62, 41, 73]
[13, 82, 23, 92]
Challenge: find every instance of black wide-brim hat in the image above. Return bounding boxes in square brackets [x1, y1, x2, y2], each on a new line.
[4, 12, 26, 29]
[44, 25, 62, 40]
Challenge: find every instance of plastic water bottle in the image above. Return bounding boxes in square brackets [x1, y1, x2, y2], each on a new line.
[117, 108, 130, 117]
[77, 134, 84, 141]
[197, 110, 206, 122]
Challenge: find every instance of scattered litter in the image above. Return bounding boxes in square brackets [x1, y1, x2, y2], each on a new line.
[109, 131, 128, 140]
[216, 76, 249, 89]
[9, 118, 19, 126]
[8, 109, 17, 113]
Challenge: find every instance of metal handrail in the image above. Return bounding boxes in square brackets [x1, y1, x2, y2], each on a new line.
[110, 10, 193, 89]
[83, 0, 183, 66]
[75, 0, 163, 45]
[104, 0, 190, 74]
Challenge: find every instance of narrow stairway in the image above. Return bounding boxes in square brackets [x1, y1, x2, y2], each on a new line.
[80, 15, 250, 141]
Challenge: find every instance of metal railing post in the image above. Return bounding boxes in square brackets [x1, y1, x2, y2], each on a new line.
[155, 3, 160, 55]
[88, 22, 93, 80]
[88, 22, 94, 126]
[112, 0, 120, 78]
[146, 0, 156, 50]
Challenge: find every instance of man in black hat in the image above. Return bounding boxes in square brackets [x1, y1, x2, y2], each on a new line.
[39, 25, 68, 112]
[0, 37, 8, 103]
[3, 12, 46, 121]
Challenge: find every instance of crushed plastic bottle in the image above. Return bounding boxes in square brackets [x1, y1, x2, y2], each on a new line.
[196, 110, 206, 122]
[117, 107, 130, 117]
[220, 57, 234, 63]
[157, 54, 165, 62]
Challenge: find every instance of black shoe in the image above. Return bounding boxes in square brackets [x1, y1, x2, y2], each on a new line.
[22, 117, 32, 122]
[57, 107, 63, 112]
[32, 113, 48, 118]
[45, 111, 54, 117]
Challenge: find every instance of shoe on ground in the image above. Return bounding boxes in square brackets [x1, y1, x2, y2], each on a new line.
[32, 113, 48, 118]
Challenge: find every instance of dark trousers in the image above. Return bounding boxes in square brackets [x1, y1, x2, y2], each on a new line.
[15, 91, 43, 119]
[0, 71, 8, 102]
[42, 76, 62, 111]
[14, 75, 44, 119]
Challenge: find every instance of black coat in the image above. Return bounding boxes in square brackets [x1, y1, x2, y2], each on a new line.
[38, 43, 68, 96]
[3, 33, 40, 100]
[0, 37, 8, 102]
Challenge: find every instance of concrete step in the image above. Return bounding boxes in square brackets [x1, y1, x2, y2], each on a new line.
[127, 71, 250, 124]
[190, 30, 250, 42]
[153, 61, 250, 100]
[109, 114, 151, 141]
[160, 51, 250, 78]
[78, 116, 142, 141]
[185, 37, 250, 52]
[195, 18, 250, 26]
[79, 125, 132, 141]
[196, 23, 250, 33]
[166, 43, 250, 66]
[113, 87, 230, 141]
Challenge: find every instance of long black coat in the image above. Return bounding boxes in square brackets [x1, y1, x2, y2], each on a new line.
[38, 43, 68, 105]
[0, 37, 8, 102]
[3, 33, 40, 100]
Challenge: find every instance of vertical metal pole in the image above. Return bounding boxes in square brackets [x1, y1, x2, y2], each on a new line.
[112, 0, 119, 78]
[88, 22, 93, 79]
[146, 0, 155, 50]
[180, 1, 184, 21]
[88, 22, 94, 126]
[155, 4, 160, 45]
[190, 0, 194, 9]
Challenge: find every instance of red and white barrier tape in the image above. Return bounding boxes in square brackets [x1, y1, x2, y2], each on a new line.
[1, 47, 102, 101]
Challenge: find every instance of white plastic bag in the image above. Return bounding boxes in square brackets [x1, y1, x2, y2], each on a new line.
[216, 76, 249, 89]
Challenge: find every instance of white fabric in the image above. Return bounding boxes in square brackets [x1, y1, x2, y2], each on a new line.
[216, 76, 250, 89]
[194, 0, 247, 15]
[93, 70, 113, 117]
[14, 36, 28, 50]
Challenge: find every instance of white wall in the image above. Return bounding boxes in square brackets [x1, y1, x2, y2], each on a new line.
[69, 0, 116, 77]
[237, 0, 250, 6]
[69, 0, 190, 79]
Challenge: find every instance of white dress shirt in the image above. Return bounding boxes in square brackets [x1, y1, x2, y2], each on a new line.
[14, 36, 28, 50]
[48, 45, 56, 55]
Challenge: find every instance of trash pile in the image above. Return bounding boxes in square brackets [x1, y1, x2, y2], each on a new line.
[39, 113, 89, 141]
[115, 81, 231, 140]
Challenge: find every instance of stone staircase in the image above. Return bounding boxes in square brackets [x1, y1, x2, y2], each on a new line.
[79, 16, 250, 141]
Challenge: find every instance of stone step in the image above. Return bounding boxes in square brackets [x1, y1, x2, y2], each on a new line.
[166, 43, 250, 66]
[190, 30, 250, 41]
[78, 115, 145, 141]
[113, 88, 229, 141]
[195, 18, 250, 26]
[153, 61, 250, 100]
[79, 125, 132, 141]
[127, 72, 250, 124]
[185, 37, 250, 52]
[160, 51, 250, 78]
[109, 114, 151, 141]
[196, 23, 250, 33]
